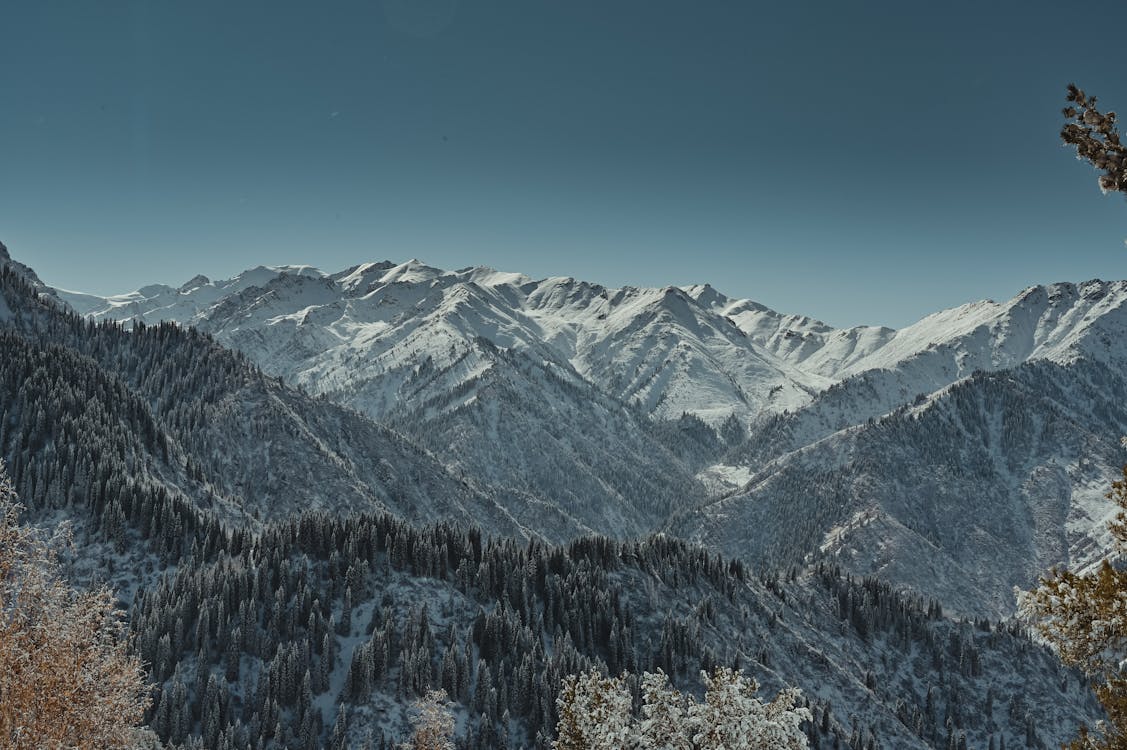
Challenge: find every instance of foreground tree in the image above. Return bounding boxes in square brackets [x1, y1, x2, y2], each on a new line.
[402, 689, 456, 750]
[554, 672, 634, 749]
[0, 461, 152, 749]
[1022, 457, 1127, 749]
[554, 667, 810, 749]
[1022, 86, 1127, 750]
[1061, 83, 1127, 197]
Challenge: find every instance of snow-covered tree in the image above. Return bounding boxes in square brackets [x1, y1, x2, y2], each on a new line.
[1022, 459, 1127, 749]
[689, 667, 810, 750]
[638, 670, 693, 750]
[554, 667, 810, 749]
[1061, 84, 1127, 197]
[0, 461, 152, 749]
[553, 671, 634, 750]
[402, 689, 456, 750]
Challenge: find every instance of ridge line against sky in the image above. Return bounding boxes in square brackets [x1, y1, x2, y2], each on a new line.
[3, 0, 1127, 328]
[40, 255, 1127, 337]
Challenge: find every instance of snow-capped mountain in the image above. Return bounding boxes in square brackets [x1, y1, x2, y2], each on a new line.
[60, 260, 835, 538]
[685, 281, 1127, 616]
[66, 260, 1127, 433]
[62, 259, 828, 426]
[56, 256, 1127, 616]
[60, 262, 327, 324]
[680, 358, 1127, 618]
[698, 277, 1127, 435]
[0, 253, 535, 535]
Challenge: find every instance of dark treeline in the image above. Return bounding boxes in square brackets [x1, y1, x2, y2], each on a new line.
[132, 513, 748, 748]
[127, 502, 1094, 749]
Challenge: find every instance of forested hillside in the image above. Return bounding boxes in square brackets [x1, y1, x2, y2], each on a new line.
[129, 508, 1098, 749]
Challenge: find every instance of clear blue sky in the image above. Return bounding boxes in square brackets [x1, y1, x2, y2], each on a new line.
[3, 0, 1127, 327]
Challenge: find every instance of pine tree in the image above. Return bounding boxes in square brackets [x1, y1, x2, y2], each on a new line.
[637, 670, 693, 750]
[689, 667, 811, 750]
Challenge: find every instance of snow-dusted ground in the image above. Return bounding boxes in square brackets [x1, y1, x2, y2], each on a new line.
[695, 464, 755, 496]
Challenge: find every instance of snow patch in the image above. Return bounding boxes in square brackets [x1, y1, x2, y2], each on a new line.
[696, 464, 755, 496]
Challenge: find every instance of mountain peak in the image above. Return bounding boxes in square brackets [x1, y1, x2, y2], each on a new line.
[179, 274, 211, 293]
[330, 261, 396, 291]
[682, 283, 728, 308]
[458, 265, 534, 288]
[0, 241, 53, 296]
[380, 259, 445, 284]
[137, 283, 175, 298]
[273, 264, 326, 278]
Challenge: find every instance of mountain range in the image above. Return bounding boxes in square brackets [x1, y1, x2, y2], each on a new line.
[58, 254, 1127, 618]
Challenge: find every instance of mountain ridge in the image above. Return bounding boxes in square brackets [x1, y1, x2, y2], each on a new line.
[47, 251, 1127, 617]
[63, 259, 1127, 416]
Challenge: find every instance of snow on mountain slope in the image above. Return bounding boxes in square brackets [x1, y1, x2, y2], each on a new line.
[688, 279, 1127, 470]
[63, 263, 327, 322]
[693, 277, 1127, 382]
[53, 254, 1127, 616]
[679, 358, 1127, 618]
[58, 260, 710, 538]
[534, 281, 828, 422]
[619, 276, 1127, 616]
[385, 341, 702, 539]
[58, 260, 828, 427]
[837, 281, 1127, 374]
[684, 282, 895, 377]
[52, 260, 1127, 430]
[0, 254, 534, 535]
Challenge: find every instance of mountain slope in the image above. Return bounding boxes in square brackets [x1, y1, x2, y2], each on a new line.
[52, 249, 1127, 618]
[61, 259, 828, 426]
[386, 340, 701, 539]
[66, 258, 1127, 442]
[681, 358, 1127, 618]
[705, 279, 1127, 447]
[125, 504, 1099, 750]
[0, 252, 524, 535]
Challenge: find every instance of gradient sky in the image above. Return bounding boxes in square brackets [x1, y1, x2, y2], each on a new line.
[4, 0, 1127, 327]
